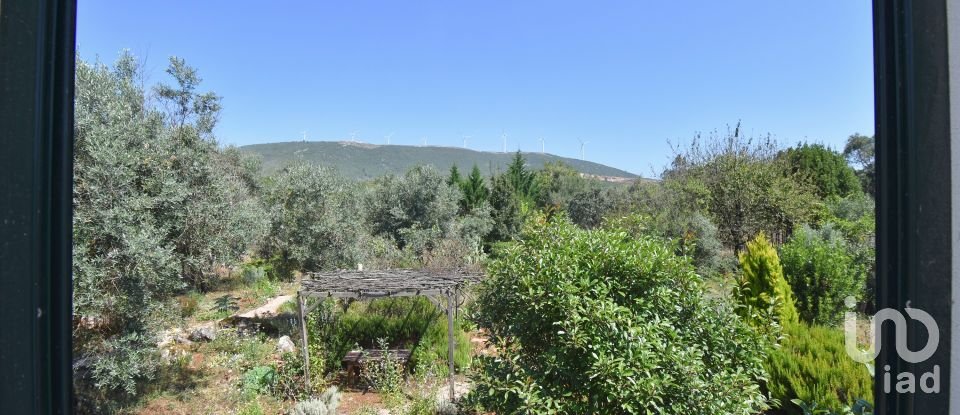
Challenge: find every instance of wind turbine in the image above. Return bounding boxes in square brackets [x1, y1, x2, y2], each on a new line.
[385, 132, 394, 145]
[578, 138, 590, 160]
[462, 135, 471, 149]
[501, 131, 507, 153]
[421, 136, 428, 147]
[538, 137, 545, 154]
[349, 130, 359, 142]
[301, 130, 308, 142]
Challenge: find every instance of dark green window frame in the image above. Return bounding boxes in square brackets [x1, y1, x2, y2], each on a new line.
[0, 0, 955, 413]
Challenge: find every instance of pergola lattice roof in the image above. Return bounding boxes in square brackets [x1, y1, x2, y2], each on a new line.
[295, 268, 482, 400]
[300, 269, 483, 299]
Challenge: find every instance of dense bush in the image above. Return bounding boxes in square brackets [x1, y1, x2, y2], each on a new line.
[666, 129, 819, 251]
[468, 216, 771, 414]
[535, 161, 591, 210]
[766, 322, 873, 415]
[780, 225, 866, 325]
[779, 143, 861, 199]
[261, 162, 364, 277]
[567, 188, 614, 229]
[736, 233, 800, 326]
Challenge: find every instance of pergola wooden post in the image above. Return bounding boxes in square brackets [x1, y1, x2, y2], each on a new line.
[296, 269, 481, 401]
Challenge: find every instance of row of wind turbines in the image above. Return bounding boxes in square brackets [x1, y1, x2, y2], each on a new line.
[301, 130, 591, 160]
[301, 131, 590, 160]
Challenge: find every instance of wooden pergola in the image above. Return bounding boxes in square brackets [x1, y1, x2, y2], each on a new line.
[297, 269, 482, 401]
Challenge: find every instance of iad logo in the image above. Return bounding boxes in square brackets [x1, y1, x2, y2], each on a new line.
[844, 297, 940, 393]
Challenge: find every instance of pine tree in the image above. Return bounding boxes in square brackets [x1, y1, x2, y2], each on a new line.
[461, 164, 489, 211]
[448, 164, 463, 187]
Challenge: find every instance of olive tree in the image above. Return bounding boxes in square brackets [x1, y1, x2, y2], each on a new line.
[262, 161, 365, 276]
[366, 165, 461, 254]
[72, 52, 266, 408]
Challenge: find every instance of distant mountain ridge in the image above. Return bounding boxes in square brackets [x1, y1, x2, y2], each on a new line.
[241, 141, 640, 181]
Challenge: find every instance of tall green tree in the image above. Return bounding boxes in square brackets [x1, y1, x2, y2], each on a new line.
[447, 164, 463, 187]
[736, 233, 800, 326]
[487, 174, 524, 243]
[779, 143, 861, 198]
[843, 133, 875, 196]
[505, 151, 539, 203]
[460, 164, 490, 212]
[535, 161, 590, 211]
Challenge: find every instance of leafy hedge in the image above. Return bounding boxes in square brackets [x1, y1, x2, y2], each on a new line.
[766, 322, 873, 414]
[467, 215, 771, 414]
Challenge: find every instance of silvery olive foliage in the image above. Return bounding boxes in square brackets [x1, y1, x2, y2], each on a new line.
[289, 387, 342, 415]
[72, 52, 266, 408]
[468, 215, 771, 414]
[366, 165, 461, 254]
[261, 161, 365, 275]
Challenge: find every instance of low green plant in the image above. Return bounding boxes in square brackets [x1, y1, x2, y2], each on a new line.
[361, 338, 404, 394]
[274, 349, 323, 400]
[238, 400, 266, 415]
[406, 394, 438, 415]
[792, 398, 873, 415]
[766, 322, 873, 414]
[251, 276, 279, 302]
[178, 291, 203, 318]
[278, 300, 299, 315]
[242, 365, 278, 398]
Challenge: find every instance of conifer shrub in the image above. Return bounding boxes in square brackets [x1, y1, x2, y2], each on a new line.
[736, 233, 800, 326]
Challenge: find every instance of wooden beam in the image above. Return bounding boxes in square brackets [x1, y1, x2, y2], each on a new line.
[446, 291, 456, 402]
[297, 292, 311, 391]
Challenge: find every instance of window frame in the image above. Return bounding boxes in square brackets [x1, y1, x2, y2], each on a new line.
[0, 0, 955, 412]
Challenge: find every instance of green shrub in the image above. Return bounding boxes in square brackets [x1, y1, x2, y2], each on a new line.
[274, 350, 321, 400]
[468, 215, 772, 414]
[178, 291, 203, 318]
[361, 338, 405, 394]
[766, 322, 873, 414]
[737, 232, 800, 326]
[780, 226, 865, 325]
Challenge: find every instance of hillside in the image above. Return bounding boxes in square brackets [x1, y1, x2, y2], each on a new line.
[241, 141, 641, 180]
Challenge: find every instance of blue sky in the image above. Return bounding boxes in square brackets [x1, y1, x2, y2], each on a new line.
[77, 1, 874, 176]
